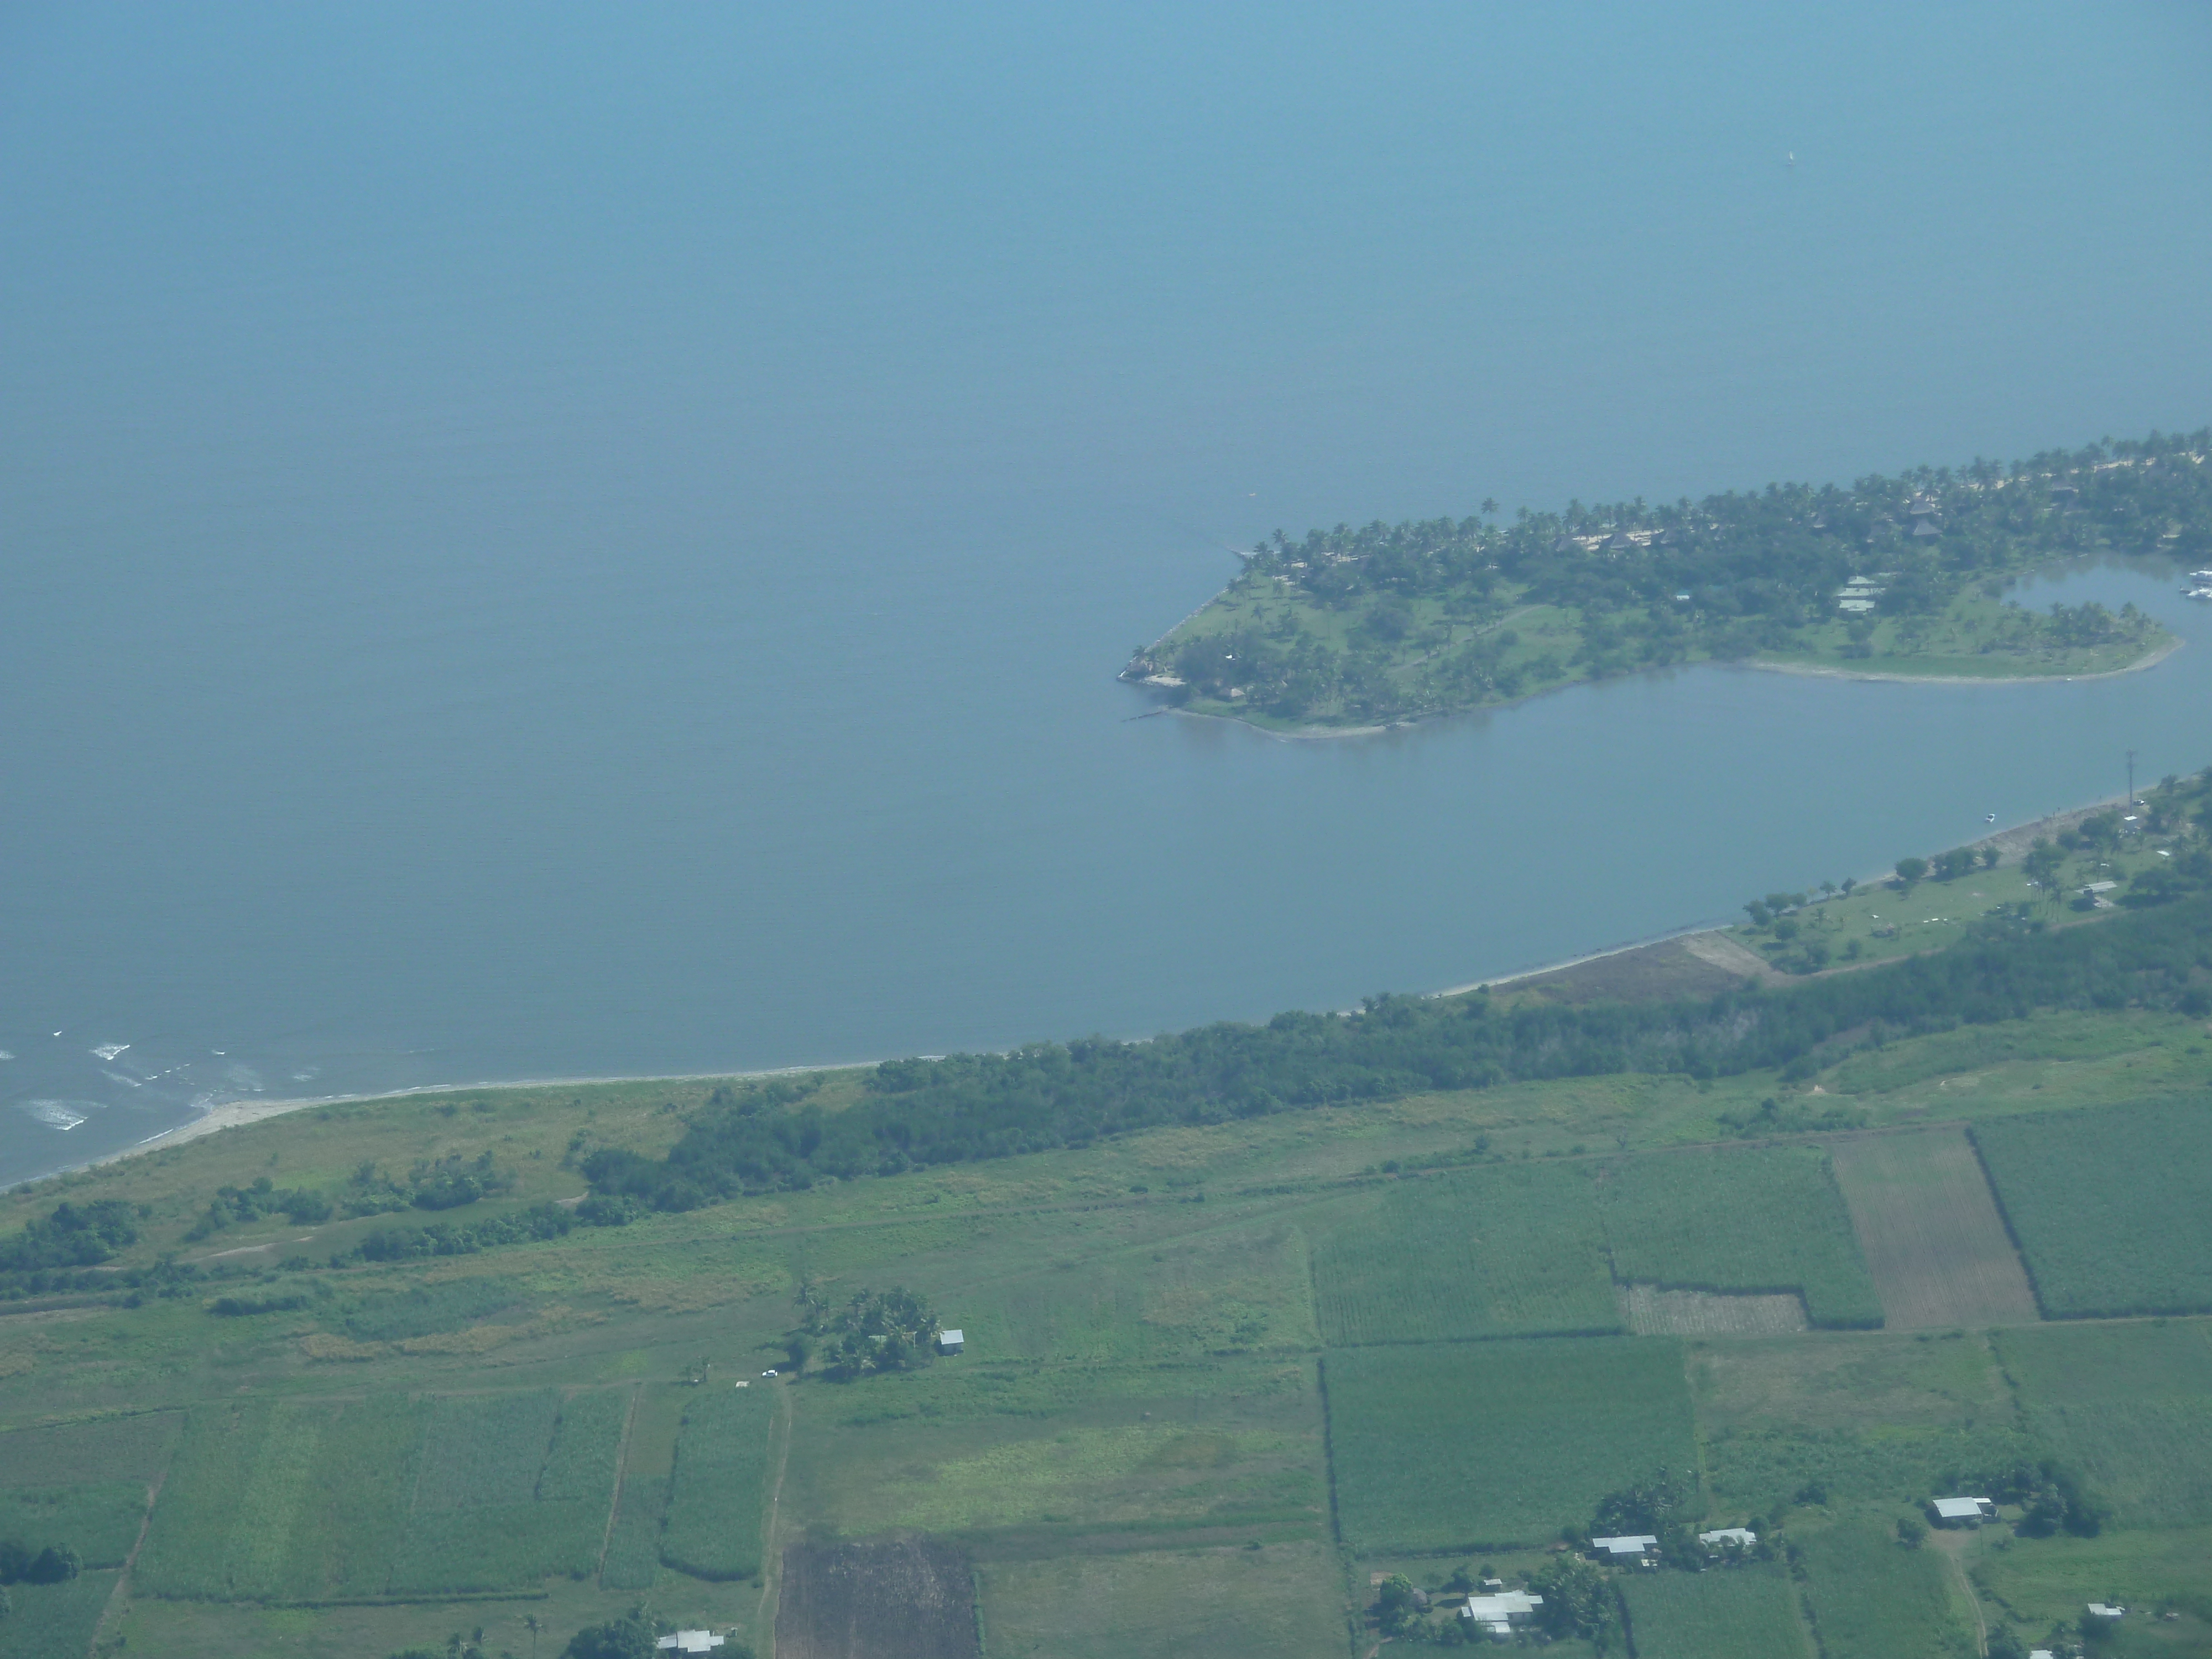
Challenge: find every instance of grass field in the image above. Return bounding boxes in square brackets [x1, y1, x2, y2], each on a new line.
[1794, 1521, 1974, 1659]
[779, 1358, 1325, 1551]
[1324, 1338, 1696, 1552]
[0, 1568, 120, 1659]
[1308, 1162, 1619, 1345]
[1691, 1332, 2032, 1512]
[659, 1384, 776, 1582]
[978, 1541, 1348, 1659]
[1969, 1524, 2212, 1629]
[1973, 1098, 2212, 1317]
[1601, 1146, 1881, 1329]
[1997, 1322, 2212, 1528]
[1617, 1566, 1812, 1659]
[1829, 1129, 2039, 1329]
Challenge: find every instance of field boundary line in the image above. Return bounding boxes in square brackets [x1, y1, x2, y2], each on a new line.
[85, 1457, 172, 1658]
[753, 1380, 794, 1650]
[594, 1384, 641, 1584]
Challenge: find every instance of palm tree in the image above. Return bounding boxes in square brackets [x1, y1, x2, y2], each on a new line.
[524, 1614, 541, 1659]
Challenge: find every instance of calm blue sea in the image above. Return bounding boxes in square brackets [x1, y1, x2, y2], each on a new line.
[4, 3, 2211, 1184]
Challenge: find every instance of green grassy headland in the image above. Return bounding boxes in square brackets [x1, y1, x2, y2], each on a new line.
[1128, 431, 2205, 730]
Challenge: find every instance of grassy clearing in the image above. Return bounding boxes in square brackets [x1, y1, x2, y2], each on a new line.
[1601, 1146, 1881, 1329]
[1324, 1338, 1696, 1552]
[1973, 1098, 2212, 1317]
[1828, 1128, 2039, 1329]
[1795, 1521, 1974, 1659]
[778, 1358, 1325, 1547]
[659, 1383, 776, 1582]
[1310, 1163, 1617, 1345]
[1691, 1331, 2032, 1512]
[977, 1541, 1348, 1659]
[1618, 1566, 1813, 1659]
[1969, 1524, 2212, 1626]
[0, 1568, 119, 1659]
[1997, 1322, 2212, 1528]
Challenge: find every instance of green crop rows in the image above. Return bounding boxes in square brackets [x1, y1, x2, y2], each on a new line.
[1972, 1098, 2212, 1317]
[134, 1390, 624, 1601]
[1618, 1567, 1811, 1659]
[1601, 1146, 1882, 1328]
[388, 1390, 626, 1595]
[660, 1386, 776, 1581]
[1309, 1162, 1618, 1345]
[1795, 1521, 1969, 1659]
[1323, 1337, 1696, 1551]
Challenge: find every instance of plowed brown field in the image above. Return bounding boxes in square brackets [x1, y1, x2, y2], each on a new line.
[1829, 1128, 2038, 1329]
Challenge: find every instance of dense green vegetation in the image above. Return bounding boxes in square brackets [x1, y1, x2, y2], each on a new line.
[1308, 1162, 1618, 1345]
[576, 890, 2212, 1208]
[1600, 1147, 1881, 1329]
[658, 1387, 775, 1582]
[1323, 1338, 1697, 1551]
[1973, 1097, 2212, 1317]
[1618, 1567, 1813, 1659]
[1130, 431, 2203, 727]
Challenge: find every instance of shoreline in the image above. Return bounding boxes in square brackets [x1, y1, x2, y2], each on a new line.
[14, 792, 2154, 1190]
[1158, 634, 2183, 742]
[1439, 794, 2135, 1000]
[18, 1061, 877, 1190]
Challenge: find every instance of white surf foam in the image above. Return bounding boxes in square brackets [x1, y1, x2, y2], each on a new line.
[90, 1043, 130, 1061]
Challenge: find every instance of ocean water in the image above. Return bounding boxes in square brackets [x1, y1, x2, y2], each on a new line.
[3, 3, 2210, 1185]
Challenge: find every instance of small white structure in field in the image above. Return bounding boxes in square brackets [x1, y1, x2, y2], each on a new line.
[1590, 1534, 1657, 1559]
[2029, 1650, 2054, 1659]
[938, 1328, 964, 1355]
[656, 1634, 726, 1653]
[2087, 1603, 2126, 1620]
[1459, 1590, 1542, 1637]
[1930, 1495, 1995, 1525]
[1699, 1527, 1757, 1550]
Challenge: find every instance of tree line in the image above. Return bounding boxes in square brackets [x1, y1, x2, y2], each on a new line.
[580, 889, 2212, 1210]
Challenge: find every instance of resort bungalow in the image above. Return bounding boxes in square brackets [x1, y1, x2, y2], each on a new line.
[1459, 1591, 1542, 1639]
[1929, 1496, 1996, 1527]
[1698, 1527, 1757, 1551]
[1589, 1535, 1657, 1560]
[938, 1328, 964, 1355]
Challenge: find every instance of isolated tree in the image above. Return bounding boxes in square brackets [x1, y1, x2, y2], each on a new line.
[1980, 846, 2001, 869]
[1895, 856, 1928, 888]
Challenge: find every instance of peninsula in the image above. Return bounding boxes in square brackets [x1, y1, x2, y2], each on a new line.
[1126, 431, 2206, 731]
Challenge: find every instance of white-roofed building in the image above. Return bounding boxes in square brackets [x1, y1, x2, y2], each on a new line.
[1590, 1534, 1657, 1559]
[1929, 1495, 1995, 1525]
[1699, 1527, 1757, 1550]
[1459, 1590, 1542, 1637]
[938, 1328, 964, 1354]
[655, 1634, 725, 1653]
[2088, 1603, 2126, 1620]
